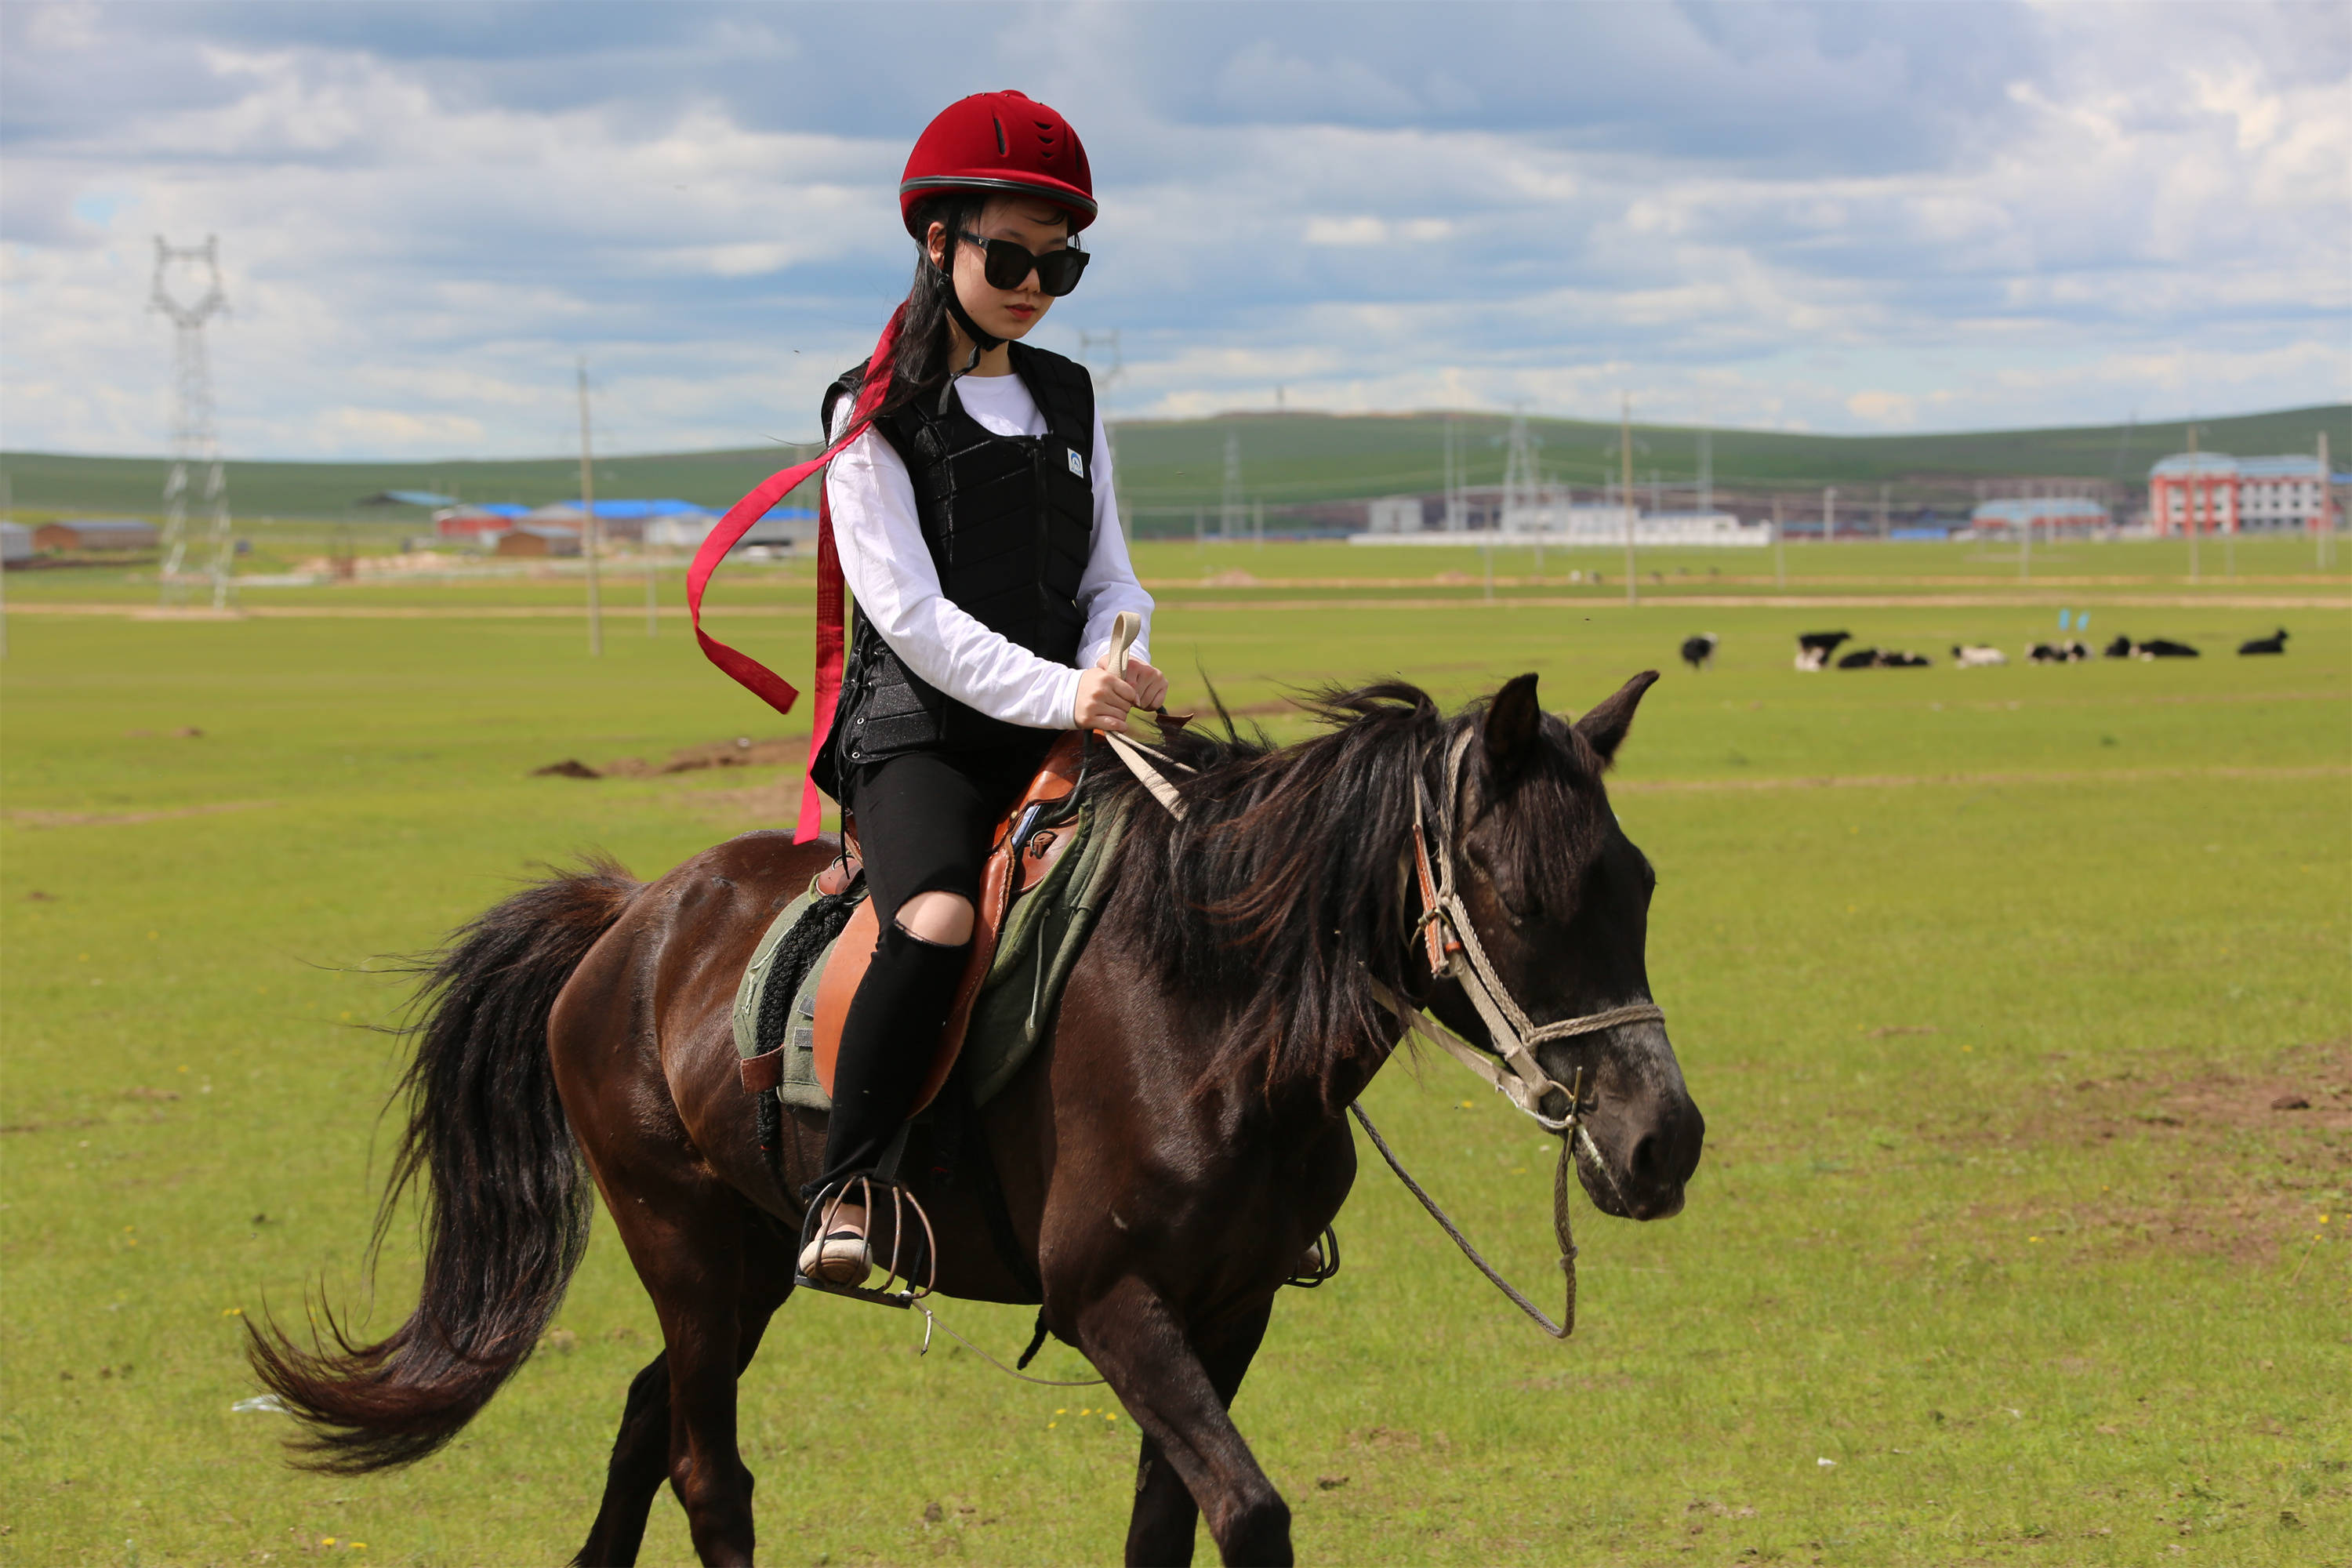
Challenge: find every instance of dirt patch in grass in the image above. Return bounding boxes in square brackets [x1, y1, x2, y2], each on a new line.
[4, 800, 277, 828]
[533, 734, 804, 780]
[2046, 1040, 2352, 1138]
[1977, 1040, 2350, 1265]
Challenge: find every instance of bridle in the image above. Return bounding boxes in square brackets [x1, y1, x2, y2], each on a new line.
[1101, 704, 1672, 1341]
[1385, 725, 1665, 1141]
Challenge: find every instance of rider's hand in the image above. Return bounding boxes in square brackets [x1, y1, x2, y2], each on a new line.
[1073, 666, 1141, 733]
[1095, 649, 1169, 712]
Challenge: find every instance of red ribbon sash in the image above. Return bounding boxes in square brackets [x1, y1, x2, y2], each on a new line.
[688, 306, 906, 843]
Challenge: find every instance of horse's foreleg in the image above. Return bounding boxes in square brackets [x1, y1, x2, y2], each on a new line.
[1079, 1283, 1287, 1568]
[1123, 1302, 1272, 1567]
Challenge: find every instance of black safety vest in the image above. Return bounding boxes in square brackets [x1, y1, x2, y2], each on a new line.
[814, 342, 1095, 791]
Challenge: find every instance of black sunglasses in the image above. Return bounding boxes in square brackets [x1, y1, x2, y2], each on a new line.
[959, 231, 1089, 296]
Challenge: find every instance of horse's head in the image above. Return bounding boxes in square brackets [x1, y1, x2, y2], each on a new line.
[1428, 671, 1704, 1221]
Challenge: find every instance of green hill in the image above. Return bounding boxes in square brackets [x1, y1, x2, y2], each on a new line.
[5, 403, 2343, 535]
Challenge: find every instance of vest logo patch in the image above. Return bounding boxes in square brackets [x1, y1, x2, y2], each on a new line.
[1067, 449, 1086, 479]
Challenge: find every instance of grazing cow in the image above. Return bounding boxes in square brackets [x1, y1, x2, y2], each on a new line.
[2136, 637, 2199, 659]
[1796, 630, 1851, 671]
[1681, 633, 1720, 672]
[1952, 644, 2008, 667]
[2238, 628, 2289, 655]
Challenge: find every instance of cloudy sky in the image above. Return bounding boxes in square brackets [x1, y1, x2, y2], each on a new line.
[3, 1, 2347, 460]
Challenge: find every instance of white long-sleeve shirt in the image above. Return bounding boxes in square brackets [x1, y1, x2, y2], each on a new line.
[826, 369, 1152, 731]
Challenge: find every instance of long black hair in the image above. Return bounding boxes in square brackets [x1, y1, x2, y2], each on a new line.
[866, 191, 1069, 417]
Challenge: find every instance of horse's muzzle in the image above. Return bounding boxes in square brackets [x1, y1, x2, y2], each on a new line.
[1578, 1087, 1704, 1221]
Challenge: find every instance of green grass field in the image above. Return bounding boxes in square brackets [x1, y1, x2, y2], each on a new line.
[2, 541, 2347, 1565]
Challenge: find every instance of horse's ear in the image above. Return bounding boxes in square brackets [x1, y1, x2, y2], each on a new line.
[1483, 673, 1542, 779]
[1573, 670, 1661, 766]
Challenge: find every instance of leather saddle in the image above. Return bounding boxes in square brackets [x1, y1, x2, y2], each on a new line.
[800, 731, 1089, 1117]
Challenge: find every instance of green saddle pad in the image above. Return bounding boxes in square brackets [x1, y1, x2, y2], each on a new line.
[732, 798, 1127, 1112]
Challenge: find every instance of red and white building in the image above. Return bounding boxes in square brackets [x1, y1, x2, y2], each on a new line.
[2148, 452, 2339, 535]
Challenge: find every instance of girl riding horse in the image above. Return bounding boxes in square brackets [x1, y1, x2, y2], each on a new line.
[795, 91, 1166, 1285]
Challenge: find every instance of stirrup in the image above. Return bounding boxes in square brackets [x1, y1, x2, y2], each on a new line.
[1285, 1225, 1341, 1289]
[793, 1174, 937, 1308]
[797, 1226, 873, 1289]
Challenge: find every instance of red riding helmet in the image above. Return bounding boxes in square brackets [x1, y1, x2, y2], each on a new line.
[899, 89, 1096, 234]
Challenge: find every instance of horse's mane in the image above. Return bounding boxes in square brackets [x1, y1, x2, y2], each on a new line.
[1087, 681, 1608, 1107]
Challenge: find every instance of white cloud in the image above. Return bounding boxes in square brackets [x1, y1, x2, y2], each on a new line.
[0, 1, 2343, 459]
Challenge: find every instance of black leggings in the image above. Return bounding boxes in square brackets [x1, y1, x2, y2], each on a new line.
[809, 738, 1054, 1200]
[842, 740, 1054, 931]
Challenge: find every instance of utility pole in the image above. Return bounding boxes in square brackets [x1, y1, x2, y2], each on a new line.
[1443, 416, 1463, 532]
[1877, 482, 1890, 542]
[1621, 392, 1637, 606]
[1220, 431, 1243, 540]
[1501, 407, 1537, 529]
[579, 358, 602, 655]
[1772, 493, 1786, 589]
[1, 470, 11, 659]
[1823, 486, 1837, 547]
[151, 236, 234, 610]
[2187, 423, 2201, 584]
[2320, 431, 2335, 570]
[1697, 429, 1712, 515]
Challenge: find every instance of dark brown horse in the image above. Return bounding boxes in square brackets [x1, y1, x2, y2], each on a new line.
[252, 670, 1704, 1566]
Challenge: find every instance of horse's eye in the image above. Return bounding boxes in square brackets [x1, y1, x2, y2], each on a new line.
[1465, 840, 1541, 923]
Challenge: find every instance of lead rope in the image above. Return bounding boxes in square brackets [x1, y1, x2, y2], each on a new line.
[912, 1305, 1107, 1388]
[1348, 1091, 1579, 1339]
[1092, 702, 1664, 1341]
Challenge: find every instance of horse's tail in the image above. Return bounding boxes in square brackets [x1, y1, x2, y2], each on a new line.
[247, 858, 641, 1473]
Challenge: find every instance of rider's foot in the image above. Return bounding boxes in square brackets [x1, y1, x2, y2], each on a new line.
[1292, 1229, 1336, 1282]
[798, 1224, 873, 1287]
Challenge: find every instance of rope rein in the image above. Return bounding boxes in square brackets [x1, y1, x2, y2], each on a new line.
[1104, 706, 1671, 1343]
[914, 1305, 1107, 1388]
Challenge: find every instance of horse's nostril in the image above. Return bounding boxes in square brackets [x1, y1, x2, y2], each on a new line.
[1629, 1133, 1664, 1187]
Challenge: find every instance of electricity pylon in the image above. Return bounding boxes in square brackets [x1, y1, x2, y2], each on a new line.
[152, 236, 233, 608]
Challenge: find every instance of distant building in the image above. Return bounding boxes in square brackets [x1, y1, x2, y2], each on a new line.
[1363, 496, 1425, 534]
[527, 499, 719, 546]
[34, 518, 160, 551]
[357, 489, 459, 508]
[434, 503, 529, 539]
[2147, 452, 2337, 534]
[1969, 496, 2109, 535]
[1348, 506, 1769, 548]
[494, 524, 583, 558]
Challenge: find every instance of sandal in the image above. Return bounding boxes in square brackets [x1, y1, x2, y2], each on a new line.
[797, 1226, 872, 1288]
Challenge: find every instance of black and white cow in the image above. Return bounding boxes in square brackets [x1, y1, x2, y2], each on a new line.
[1796, 631, 1851, 671]
[1952, 644, 2008, 667]
[1681, 633, 1720, 672]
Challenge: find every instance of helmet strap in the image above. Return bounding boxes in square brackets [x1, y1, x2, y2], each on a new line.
[930, 235, 1004, 412]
